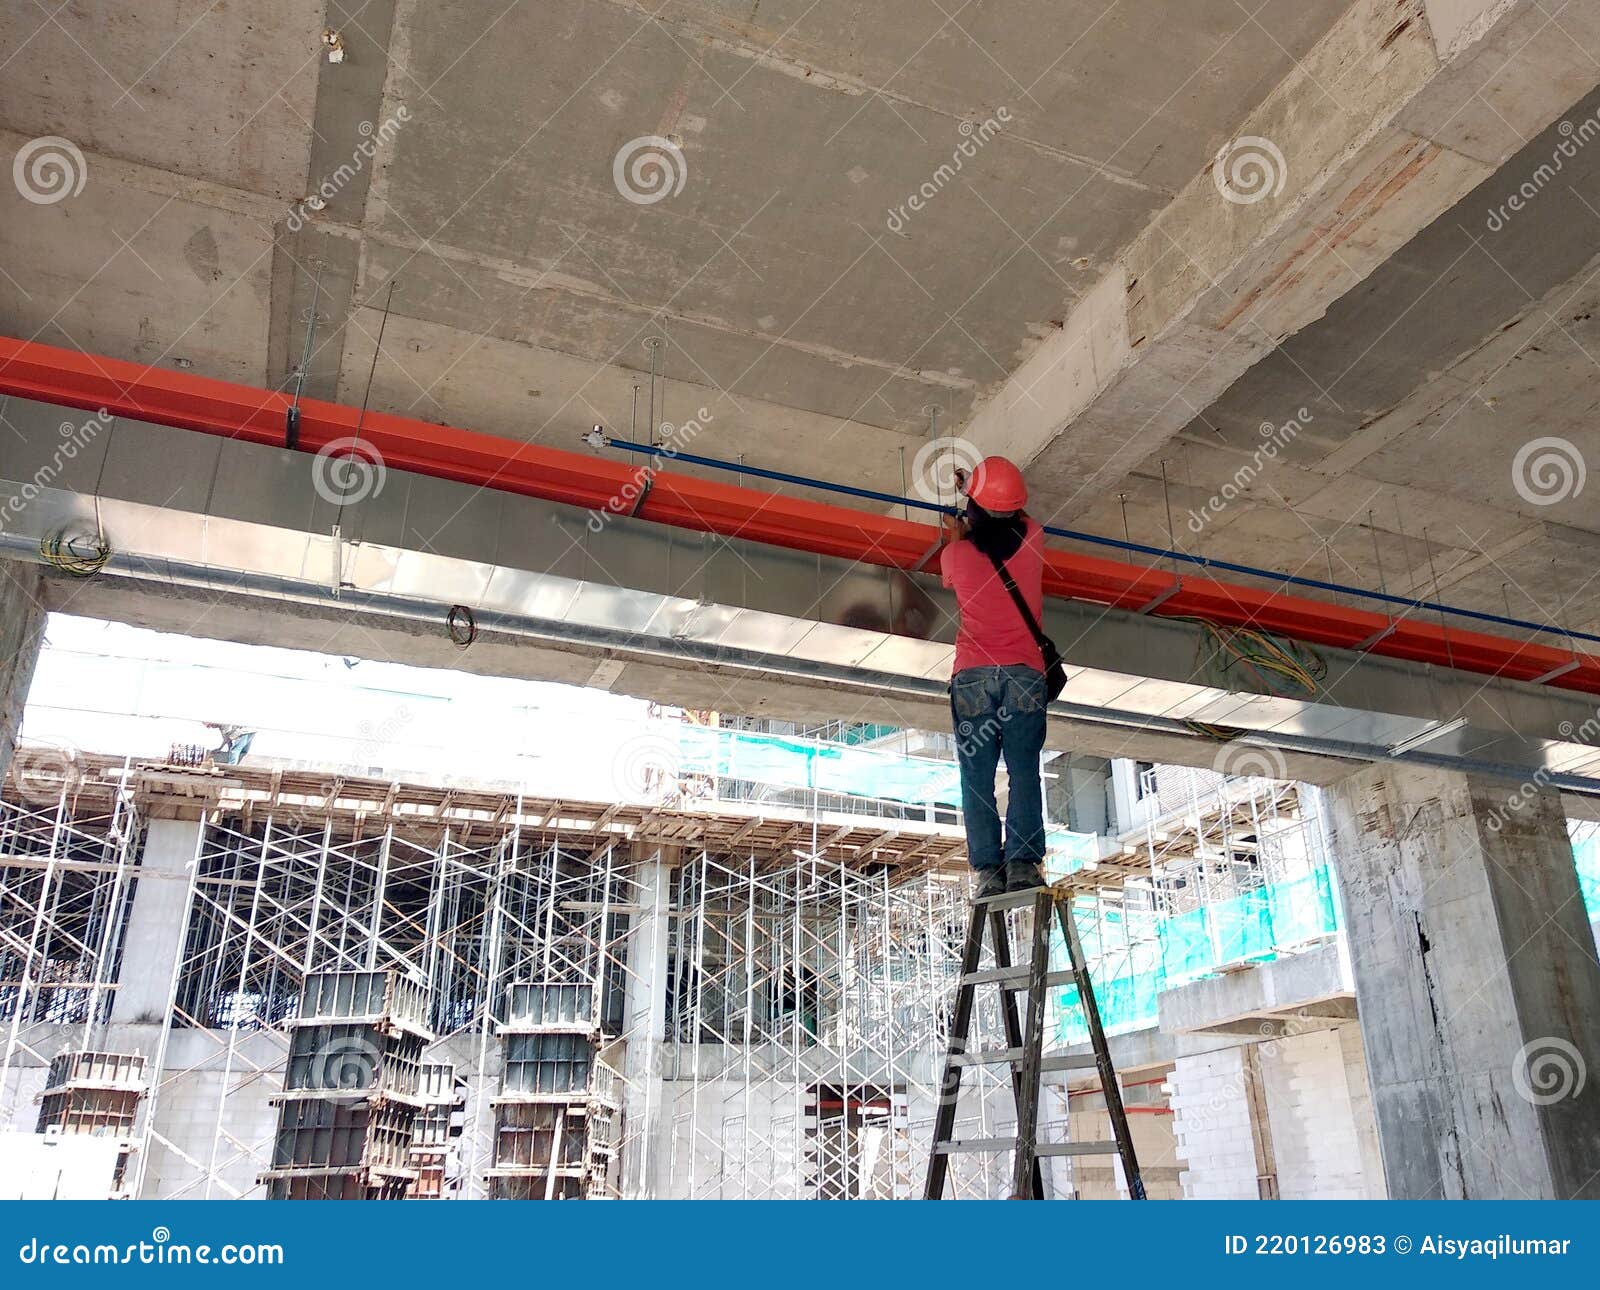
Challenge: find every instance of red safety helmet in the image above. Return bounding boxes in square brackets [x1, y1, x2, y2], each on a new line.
[965, 456, 1027, 512]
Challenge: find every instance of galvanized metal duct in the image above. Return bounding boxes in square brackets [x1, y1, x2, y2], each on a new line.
[3, 396, 1600, 794]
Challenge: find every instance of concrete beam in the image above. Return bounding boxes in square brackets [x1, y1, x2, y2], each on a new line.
[38, 567, 1319, 782]
[959, 0, 1600, 514]
[266, 0, 400, 400]
[1158, 940, 1354, 1037]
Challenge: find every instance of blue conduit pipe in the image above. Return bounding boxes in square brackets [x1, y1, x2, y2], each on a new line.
[598, 435, 1600, 651]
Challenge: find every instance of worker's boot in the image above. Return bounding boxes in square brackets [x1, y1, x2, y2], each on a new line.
[972, 867, 1008, 901]
[1004, 859, 1047, 892]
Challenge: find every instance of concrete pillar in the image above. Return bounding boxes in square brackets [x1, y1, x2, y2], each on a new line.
[1326, 763, 1600, 1199]
[0, 563, 47, 783]
[620, 855, 672, 1198]
[108, 818, 203, 1027]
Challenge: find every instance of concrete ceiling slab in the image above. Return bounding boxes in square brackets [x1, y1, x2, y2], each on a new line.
[326, 308, 921, 496]
[0, 170, 273, 384]
[0, 0, 322, 197]
[1106, 76, 1600, 636]
[365, 0, 1349, 432]
[13, 0, 1600, 716]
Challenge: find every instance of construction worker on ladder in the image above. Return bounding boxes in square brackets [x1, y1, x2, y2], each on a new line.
[939, 456, 1049, 902]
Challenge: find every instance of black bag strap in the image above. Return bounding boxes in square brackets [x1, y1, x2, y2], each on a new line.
[981, 547, 1049, 651]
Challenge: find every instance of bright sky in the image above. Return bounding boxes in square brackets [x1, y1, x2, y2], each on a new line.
[22, 613, 658, 798]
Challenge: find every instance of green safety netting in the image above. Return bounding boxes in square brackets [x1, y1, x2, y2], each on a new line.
[663, 723, 1600, 1046]
[1049, 829, 1600, 1046]
[673, 724, 961, 805]
[1572, 828, 1600, 921]
[1051, 864, 1342, 1045]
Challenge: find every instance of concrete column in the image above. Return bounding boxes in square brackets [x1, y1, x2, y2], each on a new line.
[0, 563, 46, 783]
[620, 855, 672, 1198]
[109, 817, 203, 1027]
[1326, 763, 1600, 1199]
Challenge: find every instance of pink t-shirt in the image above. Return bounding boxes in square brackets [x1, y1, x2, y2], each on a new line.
[940, 519, 1046, 675]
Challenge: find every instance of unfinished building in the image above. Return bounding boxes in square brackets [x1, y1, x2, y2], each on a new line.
[5, 0, 1600, 1201]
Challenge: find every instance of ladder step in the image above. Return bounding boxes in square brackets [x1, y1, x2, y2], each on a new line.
[961, 967, 1075, 988]
[1041, 1054, 1103, 1074]
[947, 1049, 1103, 1072]
[1038, 1142, 1122, 1158]
[972, 889, 1058, 910]
[934, 1138, 1016, 1154]
[950, 1047, 1024, 1066]
[934, 1139, 1122, 1157]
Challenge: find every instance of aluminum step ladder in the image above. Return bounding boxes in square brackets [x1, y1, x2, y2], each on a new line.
[923, 884, 1146, 1200]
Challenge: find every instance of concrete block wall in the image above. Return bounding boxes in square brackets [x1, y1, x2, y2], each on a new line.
[1339, 1024, 1387, 1197]
[1260, 1027, 1381, 1199]
[0, 1065, 48, 1134]
[1067, 1100, 1183, 1199]
[1170, 1048, 1261, 1199]
[140, 1068, 281, 1200]
[1171, 1029, 1387, 1200]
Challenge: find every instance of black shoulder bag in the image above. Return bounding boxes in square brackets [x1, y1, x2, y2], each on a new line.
[983, 549, 1067, 702]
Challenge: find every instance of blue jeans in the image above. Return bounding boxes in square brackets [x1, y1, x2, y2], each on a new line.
[950, 665, 1047, 871]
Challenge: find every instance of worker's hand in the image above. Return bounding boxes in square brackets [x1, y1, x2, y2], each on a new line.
[940, 511, 967, 543]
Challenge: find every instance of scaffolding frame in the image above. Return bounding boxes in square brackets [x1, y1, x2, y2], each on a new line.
[0, 774, 142, 1123]
[1, 757, 1006, 1200]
